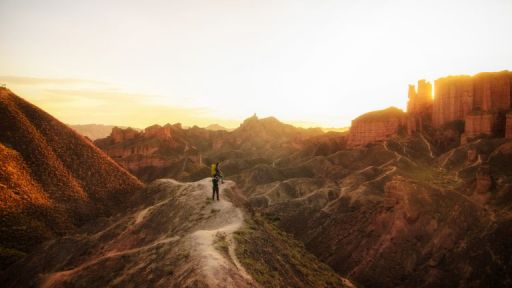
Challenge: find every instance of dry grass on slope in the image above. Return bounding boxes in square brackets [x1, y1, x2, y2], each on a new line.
[0, 88, 143, 270]
[234, 215, 353, 288]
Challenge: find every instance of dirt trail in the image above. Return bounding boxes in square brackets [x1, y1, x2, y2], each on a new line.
[6, 178, 258, 288]
[188, 180, 255, 287]
[419, 133, 435, 158]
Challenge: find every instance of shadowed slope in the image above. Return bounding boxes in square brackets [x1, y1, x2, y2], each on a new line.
[0, 88, 143, 269]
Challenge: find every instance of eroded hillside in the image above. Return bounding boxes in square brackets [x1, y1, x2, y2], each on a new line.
[242, 135, 512, 287]
[0, 88, 143, 269]
[92, 107, 512, 286]
[1, 179, 350, 288]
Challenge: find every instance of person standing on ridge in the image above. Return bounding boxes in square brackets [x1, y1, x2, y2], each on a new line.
[212, 175, 220, 201]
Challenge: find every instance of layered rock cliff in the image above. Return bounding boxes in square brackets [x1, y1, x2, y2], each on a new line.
[94, 124, 208, 182]
[407, 80, 433, 134]
[433, 71, 512, 138]
[347, 107, 405, 147]
[432, 75, 474, 127]
[95, 115, 328, 183]
[463, 112, 498, 140]
[507, 112, 512, 139]
[407, 79, 433, 115]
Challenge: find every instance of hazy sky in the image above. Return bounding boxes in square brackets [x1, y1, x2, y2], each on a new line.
[1, 0, 511, 128]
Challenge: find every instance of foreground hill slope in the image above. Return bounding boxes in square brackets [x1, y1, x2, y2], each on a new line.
[0, 88, 143, 269]
[1, 179, 350, 288]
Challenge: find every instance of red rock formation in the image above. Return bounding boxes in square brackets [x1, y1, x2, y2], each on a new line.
[111, 126, 141, 143]
[348, 107, 405, 147]
[473, 72, 512, 112]
[433, 75, 474, 128]
[433, 71, 512, 128]
[407, 80, 433, 134]
[474, 166, 493, 201]
[432, 71, 512, 142]
[95, 124, 206, 182]
[467, 148, 478, 163]
[506, 112, 512, 139]
[407, 80, 433, 114]
[464, 112, 497, 139]
[144, 124, 172, 140]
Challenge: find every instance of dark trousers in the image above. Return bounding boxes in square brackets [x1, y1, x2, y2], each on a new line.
[212, 185, 219, 200]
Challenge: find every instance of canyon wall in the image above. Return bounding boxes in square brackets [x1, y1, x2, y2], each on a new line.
[433, 75, 474, 127]
[506, 113, 512, 139]
[349, 71, 512, 147]
[144, 124, 172, 140]
[463, 112, 497, 139]
[433, 72, 512, 135]
[407, 80, 433, 134]
[347, 107, 405, 147]
[94, 124, 203, 182]
[407, 79, 432, 114]
[111, 127, 141, 143]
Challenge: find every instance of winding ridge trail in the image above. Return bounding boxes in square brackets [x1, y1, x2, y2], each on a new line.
[188, 180, 256, 287]
[3, 179, 258, 288]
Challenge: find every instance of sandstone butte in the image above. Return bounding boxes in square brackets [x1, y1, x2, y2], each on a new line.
[348, 70, 512, 147]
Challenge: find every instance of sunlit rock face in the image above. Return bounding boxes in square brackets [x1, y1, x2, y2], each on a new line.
[433, 75, 475, 127]
[407, 80, 433, 114]
[111, 126, 141, 143]
[407, 79, 433, 134]
[144, 124, 172, 140]
[464, 112, 498, 138]
[95, 115, 329, 183]
[433, 71, 512, 140]
[347, 107, 406, 147]
[95, 124, 206, 182]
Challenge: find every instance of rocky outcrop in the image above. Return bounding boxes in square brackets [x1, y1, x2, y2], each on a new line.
[407, 79, 433, 114]
[95, 115, 329, 182]
[475, 165, 493, 195]
[94, 124, 205, 182]
[506, 112, 512, 139]
[407, 80, 433, 134]
[111, 126, 141, 143]
[433, 71, 512, 136]
[433, 75, 474, 127]
[463, 112, 498, 139]
[144, 124, 172, 140]
[348, 107, 405, 147]
[473, 72, 512, 112]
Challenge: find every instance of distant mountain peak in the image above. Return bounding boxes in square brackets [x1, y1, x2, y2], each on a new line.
[205, 123, 228, 131]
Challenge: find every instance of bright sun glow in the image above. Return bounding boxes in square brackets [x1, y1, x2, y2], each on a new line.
[1, 0, 512, 128]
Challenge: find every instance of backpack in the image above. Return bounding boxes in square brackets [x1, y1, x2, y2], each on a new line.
[211, 163, 217, 177]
